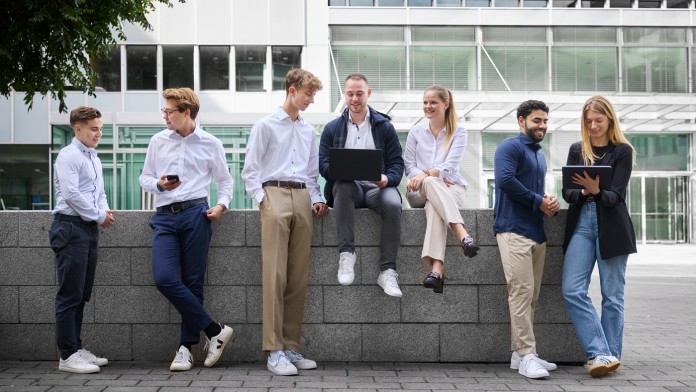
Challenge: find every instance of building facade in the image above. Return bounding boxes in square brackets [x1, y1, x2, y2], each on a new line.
[0, 0, 694, 243]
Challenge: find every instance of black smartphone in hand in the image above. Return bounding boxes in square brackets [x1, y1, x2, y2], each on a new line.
[166, 174, 180, 182]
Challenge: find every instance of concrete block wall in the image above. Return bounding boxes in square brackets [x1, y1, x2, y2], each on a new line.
[0, 210, 583, 363]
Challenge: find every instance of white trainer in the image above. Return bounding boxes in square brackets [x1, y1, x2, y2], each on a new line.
[284, 350, 317, 370]
[78, 349, 108, 367]
[588, 355, 621, 378]
[267, 351, 298, 376]
[170, 345, 193, 372]
[337, 252, 356, 285]
[58, 351, 100, 374]
[518, 354, 550, 379]
[204, 324, 234, 367]
[377, 269, 402, 298]
[510, 351, 556, 371]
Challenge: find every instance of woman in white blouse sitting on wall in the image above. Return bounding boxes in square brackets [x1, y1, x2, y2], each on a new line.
[404, 85, 479, 294]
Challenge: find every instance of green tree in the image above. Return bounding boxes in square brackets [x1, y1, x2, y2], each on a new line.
[0, 0, 183, 113]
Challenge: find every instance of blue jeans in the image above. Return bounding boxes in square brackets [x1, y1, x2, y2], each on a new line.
[49, 219, 99, 359]
[562, 202, 628, 360]
[150, 204, 214, 344]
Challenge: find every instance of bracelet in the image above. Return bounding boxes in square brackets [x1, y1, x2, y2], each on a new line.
[218, 203, 227, 212]
[423, 169, 431, 177]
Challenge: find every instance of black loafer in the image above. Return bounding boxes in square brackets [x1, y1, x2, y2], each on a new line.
[423, 272, 444, 293]
[462, 236, 480, 258]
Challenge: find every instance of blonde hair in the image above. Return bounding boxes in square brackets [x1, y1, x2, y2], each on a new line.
[580, 96, 636, 165]
[424, 85, 458, 147]
[163, 88, 200, 120]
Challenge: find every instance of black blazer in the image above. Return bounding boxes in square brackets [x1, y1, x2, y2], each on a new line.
[562, 141, 637, 260]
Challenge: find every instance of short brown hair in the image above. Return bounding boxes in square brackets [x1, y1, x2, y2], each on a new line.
[345, 73, 368, 84]
[163, 88, 200, 120]
[69, 106, 102, 126]
[285, 68, 323, 95]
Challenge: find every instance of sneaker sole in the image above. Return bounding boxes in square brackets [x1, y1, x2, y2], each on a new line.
[337, 276, 354, 285]
[204, 327, 235, 368]
[589, 361, 621, 378]
[293, 361, 317, 370]
[58, 365, 100, 374]
[519, 369, 549, 379]
[267, 364, 299, 376]
[170, 364, 193, 372]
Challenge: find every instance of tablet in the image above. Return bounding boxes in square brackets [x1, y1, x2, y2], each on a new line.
[562, 166, 612, 190]
[329, 148, 382, 181]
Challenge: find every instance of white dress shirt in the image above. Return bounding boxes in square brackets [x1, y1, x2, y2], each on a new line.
[404, 122, 468, 188]
[53, 138, 109, 223]
[139, 126, 234, 208]
[345, 111, 375, 150]
[241, 107, 323, 205]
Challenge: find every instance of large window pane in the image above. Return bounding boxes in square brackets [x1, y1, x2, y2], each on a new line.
[481, 133, 552, 170]
[349, 0, 375, 5]
[236, 45, 266, 92]
[552, 47, 617, 91]
[437, 0, 462, 5]
[200, 46, 230, 90]
[0, 146, 51, 210]
[693, 48, 696, 93]
[638, 0, 661, 6]
[466, 0, 491, 5]
[203, 127, 254, 209]
[92, 46, 121, 92]
[553, 27, 616, 44]
[331, 26, 405, 42]
[581, 0, 606, 6]
[483, 27, 546, 43]
[410, 46, 476, 90]
[162, 46, 193, 89]
[126, 46, 156, 90]
[330, 45, 407, 106]
[624, 27, 686, 45]
[552, 0, 578, 7]
[494, 0, 519, 6]
[482, 47, 548, 90]
[622, 47, 688, 92]
[523, 0, 547, 6]
[609, 0, 632, 7]
[380, 0, 404, 4]
[627, 134, 690, 171]
[272, 46, 302, 91]
[118, 127, 163, 149]
[412, 26, 475, 42]
[408, 0, 432, 5]
[666, 0, 689, 7]
[330, 0, 348, 5]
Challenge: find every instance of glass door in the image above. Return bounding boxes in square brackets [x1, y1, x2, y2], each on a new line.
[627, 175, 688, 243]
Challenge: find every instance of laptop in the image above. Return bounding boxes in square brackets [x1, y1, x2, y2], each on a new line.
[329, 148, 382, 181]
[562, 165, 612, 190]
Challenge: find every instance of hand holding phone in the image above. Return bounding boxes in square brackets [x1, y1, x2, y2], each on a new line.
[166, 174, 180, 182]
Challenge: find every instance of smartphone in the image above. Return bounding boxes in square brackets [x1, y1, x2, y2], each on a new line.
[166, 174, 180, 182]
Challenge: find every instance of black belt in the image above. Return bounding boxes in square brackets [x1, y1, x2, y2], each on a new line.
[262, 181, 306, 189]
[157, 197, 207, 213]
[54, 213, 97, 226]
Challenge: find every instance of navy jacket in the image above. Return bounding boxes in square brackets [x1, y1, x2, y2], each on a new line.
[319, 106, 404, 207]
[562, 141, 637, 259]
[493, 133, 548, 244]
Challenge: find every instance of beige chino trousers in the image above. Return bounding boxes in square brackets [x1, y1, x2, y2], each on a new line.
[496, 231, 546, 355]
[260, 186, 312, 352]
[407, 176, 467, 262]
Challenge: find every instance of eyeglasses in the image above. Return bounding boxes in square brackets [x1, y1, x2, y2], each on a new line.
[161, 108, 179, 116]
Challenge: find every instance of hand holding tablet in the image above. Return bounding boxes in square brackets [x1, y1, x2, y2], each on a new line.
[562, 166, 612, 191]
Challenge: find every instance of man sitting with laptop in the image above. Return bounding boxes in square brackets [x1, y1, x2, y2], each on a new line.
[319, 73, 405, 297]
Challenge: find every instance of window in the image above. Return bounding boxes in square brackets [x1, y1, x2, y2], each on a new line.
[494, 0, 518, 5]
[609, 0, 632, 6]
[408, 0, 432, 5]
[638, 0, 661, 6]
[411, 47, 476, 90]
[552, 47, 617, 91]
[163, 46, 193, 89]
[126, 46, 156, 90]
[552, 0, 578, 6]
[236, 46, 266, 92]
[0, 146, 51, 210]
[380, 0, 405, 4]
[666, 0, 689, 7]
[481, 132, 552, 170]
[200, 46, 230, 90]
[580, 0, 605, 7]
[466, 0, 491, 5]
[349, 0, 374, 5]
[91, 46, 121, 92]
[523, 0, 547, 6]
[329, 0, 348, 4]
[272, 46, 302, 91]
[626, 134, 690, 171]
[482, 47, 548, 90]
[436, 0, 462, 5]
[622, 28, 687, 93]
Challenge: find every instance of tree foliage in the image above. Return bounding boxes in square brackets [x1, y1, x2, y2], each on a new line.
[0, 0, 183, 113]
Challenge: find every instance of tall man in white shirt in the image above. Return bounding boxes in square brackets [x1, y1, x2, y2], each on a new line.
[51, 106, 115, 373]
[241, 69, 328, 376]
[139, 88, 234, 372]
[319, 74, 405, 297]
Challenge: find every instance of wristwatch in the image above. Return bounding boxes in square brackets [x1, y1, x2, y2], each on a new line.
[218, 203, 228, 212]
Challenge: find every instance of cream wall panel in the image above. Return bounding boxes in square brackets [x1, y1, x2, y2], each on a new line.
[0, 97, 10, 143]
[124, 93, 160, 113]
[233, 0, 270, 44]
[621, 10, 692, 27]
[160, 1, 196, 44]
[550, 9, 621, 26]
[269, 0, 305, 45]
[329, 8, 408, 25]
[199, 92, 235, 113]
[119, 7, 159, 44]
[306, 0, 330, 46]
[14, 94, 48, 144]
[196, 0, 233, 44]
[89, 93, 123, 113]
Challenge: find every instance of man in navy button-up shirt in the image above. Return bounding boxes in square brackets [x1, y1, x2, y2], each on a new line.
[493, 100, 560, 380]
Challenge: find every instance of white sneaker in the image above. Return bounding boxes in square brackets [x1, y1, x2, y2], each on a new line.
[518, 354, 550, 379]
[267, 351, 298, 376]
[58, 351, 100, 374]
[284, 350, 317, 370]
[588, 355, 621, 378]
[78, 349, 108, 367]
[337, 252, 356, 285]
[170, 345, 193, 372]
[510, 351, 556, 371]
[204, 324, 234, 367]
[377, 269, 402, 298]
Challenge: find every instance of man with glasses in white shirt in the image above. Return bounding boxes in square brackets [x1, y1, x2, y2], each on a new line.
[139, 88, 234, 372]
[51, 106, 115, 373]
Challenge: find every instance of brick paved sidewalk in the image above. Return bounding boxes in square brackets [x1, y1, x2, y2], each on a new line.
[1, 273, 694, 391]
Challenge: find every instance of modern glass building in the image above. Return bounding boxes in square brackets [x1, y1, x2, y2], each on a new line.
[1, 0, 694, 243]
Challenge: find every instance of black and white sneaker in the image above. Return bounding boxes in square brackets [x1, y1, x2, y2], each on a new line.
[203, 324, 233, 367]
[170, 345, 193, 372]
